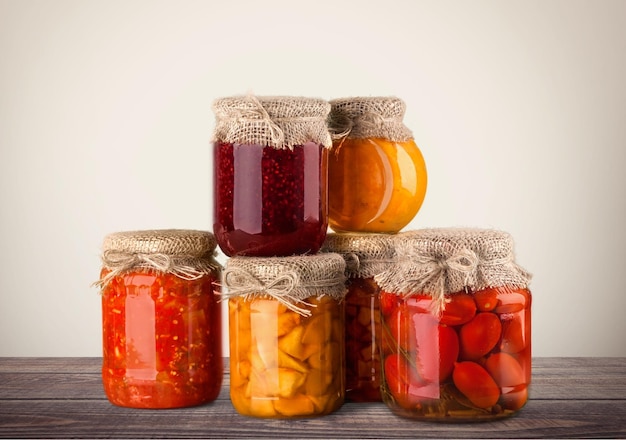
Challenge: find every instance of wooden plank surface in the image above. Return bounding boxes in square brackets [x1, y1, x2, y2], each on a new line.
[1, 357, 625, 438]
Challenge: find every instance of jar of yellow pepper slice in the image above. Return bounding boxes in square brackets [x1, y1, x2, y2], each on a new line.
[222, 253, 347, 418]
[327, 96, 427, 233]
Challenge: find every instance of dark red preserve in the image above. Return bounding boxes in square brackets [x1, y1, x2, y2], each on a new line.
[211, 96, 332, 257]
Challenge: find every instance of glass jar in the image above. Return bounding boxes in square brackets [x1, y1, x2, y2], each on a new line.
[96, 229, 223, 409]
[327, 97, 427, 233]
[223, 253, 347, 418]
[321, 232, 396, 402]
[212, 95, 332, 257]
[374, 228, 532, 421]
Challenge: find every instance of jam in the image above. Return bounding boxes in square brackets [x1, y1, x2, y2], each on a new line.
[214, 141, 328, 257]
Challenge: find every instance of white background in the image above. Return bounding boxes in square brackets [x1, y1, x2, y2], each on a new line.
[1, 0, 625, 357]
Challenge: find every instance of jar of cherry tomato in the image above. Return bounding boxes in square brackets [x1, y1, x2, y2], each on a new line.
[374, 228, 532, 421]
[223, 253, 347, 418]
[327, 97, 427, 233]
[212, 95, 332, 257]
[95, 229, 223, 409]
[321, 232, 396, 402]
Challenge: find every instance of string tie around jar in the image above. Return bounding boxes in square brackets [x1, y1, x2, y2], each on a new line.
[343, 252, 361, 273]
[94, 250, 208, 289]
[225, 94, 286, 147]
[221, 267, 315, 317]
[406, 248, 479, 316]
[329, 112, 398, 142]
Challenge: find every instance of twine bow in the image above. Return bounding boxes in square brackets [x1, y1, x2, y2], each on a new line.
[344, 253, 361, 273]
[221, 268, 314, 317]
[407, 248, 479, 316]
[329, 111, 395, 142]
[94, 250, 208, 289]
[232, 95, 286, 147]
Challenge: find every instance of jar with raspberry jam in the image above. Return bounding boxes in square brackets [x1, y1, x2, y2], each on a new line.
[321, 232, 396, 402]
[212, 95, 332, 257]
[327, 97, 427, 233]
[374, 228, 532, 421]
[223, 253, 347, 418]
[95, 229, 223, 409]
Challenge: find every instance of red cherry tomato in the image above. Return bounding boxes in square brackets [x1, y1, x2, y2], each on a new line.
[439, 293, 477, 326]
[499, 384, 528, 410]
[484, 352, 525, 388]
[500, 313, 527, 354]
[493, 288, 530, 314]
[459, 312, 502, 360]
[415, 321, 459, 383]
[473, 288, 499, 312]
[384, 354, 440, 409]
[380, 291, 401, 317]
[452, 361, 500, 409]
[404, 294, 433, 313]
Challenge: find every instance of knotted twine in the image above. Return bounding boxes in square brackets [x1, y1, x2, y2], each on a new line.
[374, 228, 532, 316]
[327, 96, 414, 143]
[321, 233, 396, 279]
[93, 229, 221, 290]
[212, 95, 332, 150]
[220, 254, 347, 317]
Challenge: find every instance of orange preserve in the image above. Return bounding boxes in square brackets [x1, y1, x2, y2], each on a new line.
[327, 97, 427, 233]
[96, 229, 223, 409]
[374, 228, 532, 421]
[223, 253, 347, 418]
[321, 233, 396, 402]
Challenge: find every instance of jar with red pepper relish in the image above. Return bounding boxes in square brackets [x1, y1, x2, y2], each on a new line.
[96, 229, 223, 409]
[212, 95, 332, 257]
[223, 253, 347, 418]
[321, 232, 396, 402]
[374, 228, 532, 421]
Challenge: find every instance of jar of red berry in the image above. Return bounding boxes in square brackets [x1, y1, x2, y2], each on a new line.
[95, 229, 223, 409]
[374, 228, 532, 421]
[321, 232, 396, 402]
[212, 95, 332, 257]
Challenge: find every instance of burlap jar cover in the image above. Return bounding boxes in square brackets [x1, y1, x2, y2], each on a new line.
[94, 229, 221, 289]
[327, 96, 414, 143]
[221, 253, 347, 316]
[321, 232, 396, 279]
[374, 228, 532, 315]
[212, 95, 332, 150]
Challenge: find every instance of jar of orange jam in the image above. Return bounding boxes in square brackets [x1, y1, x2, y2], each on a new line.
[223, 253, 347, 418]
[327, 97, 427, 233]
[96, 229, 223, 409]
[321, 232, 396, 402]
[212, 95, 332, 257]
[374, 228, 532, 421]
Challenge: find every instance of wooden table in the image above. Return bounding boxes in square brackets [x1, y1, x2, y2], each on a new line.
[1, 357, 624, 438]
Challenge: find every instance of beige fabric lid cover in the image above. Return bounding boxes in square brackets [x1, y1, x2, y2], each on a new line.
[328, 96, 414, 142]
[222, 253, 347, 316]
[321, 232, 396, 279]
[95, 229, 220, 289]
[374, 228, 532, 314]
[212, 95, 332, 150]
